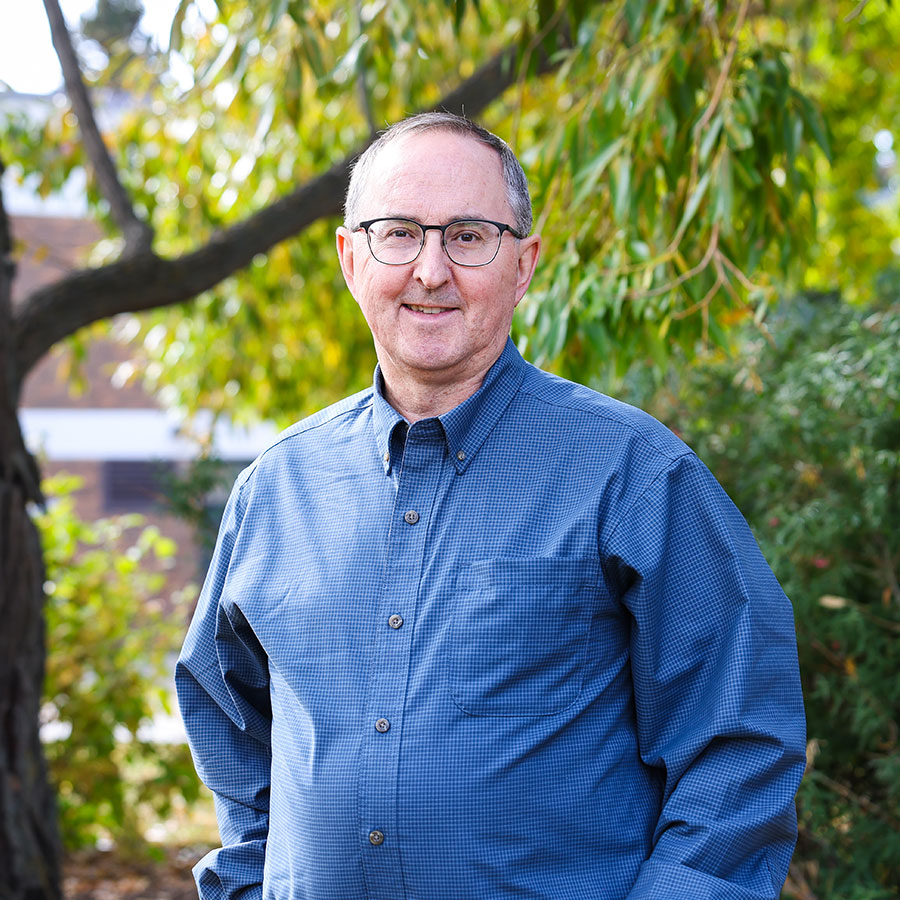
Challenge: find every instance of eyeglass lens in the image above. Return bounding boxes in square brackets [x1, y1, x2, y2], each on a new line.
[366, 219, 503, 266]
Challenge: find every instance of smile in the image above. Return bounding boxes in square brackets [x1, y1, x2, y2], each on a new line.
[404, 304, 454, 315]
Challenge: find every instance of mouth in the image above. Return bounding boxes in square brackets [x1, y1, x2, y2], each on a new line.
[402, 303, 456, 315]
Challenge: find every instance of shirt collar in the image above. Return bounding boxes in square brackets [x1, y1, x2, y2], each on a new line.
[372, 373, 408, 475]
[371, 338, 526, 475]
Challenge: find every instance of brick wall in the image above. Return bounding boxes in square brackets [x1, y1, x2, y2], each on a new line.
[13, 213, 205, 615]
[14, 215, 154, 411]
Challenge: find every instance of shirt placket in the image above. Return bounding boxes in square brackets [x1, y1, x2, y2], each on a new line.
[358, 419, 444, 900]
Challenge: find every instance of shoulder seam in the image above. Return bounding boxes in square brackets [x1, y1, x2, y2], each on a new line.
[516, 380, 692, 465]
[601, 452, 700, 557]
[237, 395, 374, 498]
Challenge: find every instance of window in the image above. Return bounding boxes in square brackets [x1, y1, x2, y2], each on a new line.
[102, 460, 175, 513]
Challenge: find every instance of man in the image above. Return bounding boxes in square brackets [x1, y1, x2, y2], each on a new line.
[176, 112, 805, 900]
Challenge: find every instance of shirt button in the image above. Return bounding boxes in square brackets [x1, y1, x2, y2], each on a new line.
[369, 830, 385, 846]
[383, 450, 390, 463]
[404, 510, 419, 525]
[375, 718, 391, 733]
[456, 449, 466, 461]
[388, 614, 404, 629]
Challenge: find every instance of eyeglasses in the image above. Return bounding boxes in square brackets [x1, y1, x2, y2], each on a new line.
[355, 218, 525, 267]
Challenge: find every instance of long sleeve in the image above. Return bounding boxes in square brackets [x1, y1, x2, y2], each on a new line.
[604, 454, 806, 900]
[171, 343, 808, 899]
[175, 478, 272, 900]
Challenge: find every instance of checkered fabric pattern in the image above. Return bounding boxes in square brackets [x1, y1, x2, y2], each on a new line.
[176, 338, 805, 900]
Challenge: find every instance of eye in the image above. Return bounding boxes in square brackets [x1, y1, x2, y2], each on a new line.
[447, 222, 490, 244]
[372, 220, 422, 242]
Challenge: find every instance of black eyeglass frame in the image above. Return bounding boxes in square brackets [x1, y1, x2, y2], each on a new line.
[355, 217, 526, 267]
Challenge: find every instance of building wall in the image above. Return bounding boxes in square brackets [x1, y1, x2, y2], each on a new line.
[7, 115, 276, 609]
[12, 213, 207, 607]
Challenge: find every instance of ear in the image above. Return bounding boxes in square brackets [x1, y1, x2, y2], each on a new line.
[513, 233, 542, 307]
[336, 226, 358, 300]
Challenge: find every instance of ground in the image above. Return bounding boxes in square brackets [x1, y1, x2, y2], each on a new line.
[63, 847, 203, 900]
[63, 847, 813, 899]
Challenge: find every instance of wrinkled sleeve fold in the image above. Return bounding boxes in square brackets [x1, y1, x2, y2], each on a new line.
[604, 454, 806, 900]
[175, 478, 272, 900]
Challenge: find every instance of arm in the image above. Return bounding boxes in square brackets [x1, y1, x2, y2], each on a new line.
[175, 478, 272, 900]
[605, 454, 806, 900]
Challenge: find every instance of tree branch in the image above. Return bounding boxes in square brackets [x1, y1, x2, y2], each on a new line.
[42, 0, 153, 255]
[14, 160, 346, 377]
[0, 157, 43, 505]
[13, 39, 562, 379]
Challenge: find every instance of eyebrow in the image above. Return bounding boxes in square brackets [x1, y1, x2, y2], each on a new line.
[385, 213, 493, 223]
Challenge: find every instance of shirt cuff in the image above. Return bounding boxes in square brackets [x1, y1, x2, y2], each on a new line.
[194, 843, 265, 900]
[626, 857, 782, 900]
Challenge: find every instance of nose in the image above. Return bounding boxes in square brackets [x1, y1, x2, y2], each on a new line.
[413, 229, 452, 289]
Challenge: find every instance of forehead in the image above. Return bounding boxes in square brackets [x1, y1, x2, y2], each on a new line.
[360, 129, 510, 220]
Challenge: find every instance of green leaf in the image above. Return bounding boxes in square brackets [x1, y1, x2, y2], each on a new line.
[268, 0, 291, 30]
[676, 169, 712, 236]
[796, 91, 833, 163]
[572, 136, 628, 207]
[731, 152, 762, 188]
[613, 152, 632, 224]
[647, 0, 670, 37]
[300, 22, 328, 81]
[623, 0, 650, 40]
[631, 59, 665, 119]
[724, 116, 754, 152]
[330, 33, 369, 84]
[699, 113, 724, 164]
[167, 0, 192, 53]
[782, 99, 798, 167]
[713, 149, 734, 235]
[198, 32, 239, 87]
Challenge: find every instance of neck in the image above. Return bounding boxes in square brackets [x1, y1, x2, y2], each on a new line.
[375, 337, 509, 422]
[379, 366, 489, 423]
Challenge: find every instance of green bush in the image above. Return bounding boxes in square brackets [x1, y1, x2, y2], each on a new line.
[643, 293, 900, 898]
[36, 473, 201, 850]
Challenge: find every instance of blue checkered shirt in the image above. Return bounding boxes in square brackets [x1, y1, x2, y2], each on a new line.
[176, 338, 805, 900]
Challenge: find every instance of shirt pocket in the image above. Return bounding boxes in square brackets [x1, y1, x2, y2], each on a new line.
[448, 558, 600, 717]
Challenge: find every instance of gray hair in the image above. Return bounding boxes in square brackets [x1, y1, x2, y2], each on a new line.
[343, 112, 533, 236]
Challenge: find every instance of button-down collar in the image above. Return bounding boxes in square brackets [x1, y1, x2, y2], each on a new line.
[372, 337, 526, 475]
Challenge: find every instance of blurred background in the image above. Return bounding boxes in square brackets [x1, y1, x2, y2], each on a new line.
[1, 1, 897, 898]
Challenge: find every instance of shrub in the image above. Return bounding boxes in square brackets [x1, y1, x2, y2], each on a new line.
[645, 294, 900, 898]
[36, 473, 201, 850]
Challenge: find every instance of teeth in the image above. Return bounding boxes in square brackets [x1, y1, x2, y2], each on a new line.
[407, 304, 446, 314]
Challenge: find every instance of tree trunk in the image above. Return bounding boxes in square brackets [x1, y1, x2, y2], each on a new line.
[0, 164, 61, 898]
[0, 450, 61, 900]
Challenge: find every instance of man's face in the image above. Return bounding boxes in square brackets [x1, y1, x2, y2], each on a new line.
[336, 130, 540, 392]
